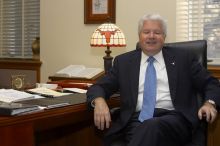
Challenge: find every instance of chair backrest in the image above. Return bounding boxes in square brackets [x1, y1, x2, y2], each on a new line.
[164, 40, 207, 69]
[136, 40, 207, 68]
[165, 40, 208, 146]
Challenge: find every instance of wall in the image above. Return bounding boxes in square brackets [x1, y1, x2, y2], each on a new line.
[40, 0, 176, 82]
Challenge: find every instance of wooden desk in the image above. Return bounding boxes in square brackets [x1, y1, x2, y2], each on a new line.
[0, 97, 119, 146]
[208, 116, 220, 146]
[207, 65, 220, 146]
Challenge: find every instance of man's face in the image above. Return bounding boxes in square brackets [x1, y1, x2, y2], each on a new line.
[139, 20, 166, 56]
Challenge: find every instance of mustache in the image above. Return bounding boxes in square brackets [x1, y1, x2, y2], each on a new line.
[145, 41, 157, 44]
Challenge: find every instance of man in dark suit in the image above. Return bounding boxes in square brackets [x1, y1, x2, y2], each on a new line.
[87, 13, 220, 146]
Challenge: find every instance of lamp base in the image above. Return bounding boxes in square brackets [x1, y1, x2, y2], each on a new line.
[103, 46, 113, 73]
[103, 56, 113, 74]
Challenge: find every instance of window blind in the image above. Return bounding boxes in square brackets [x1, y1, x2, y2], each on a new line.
[0, 0, 40, 58]
[176, 0, 220, 59]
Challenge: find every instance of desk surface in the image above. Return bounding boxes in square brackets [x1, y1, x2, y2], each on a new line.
[0, 95, 119, 146]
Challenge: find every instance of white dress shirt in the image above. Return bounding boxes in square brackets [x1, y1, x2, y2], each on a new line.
[136, 51, 174, 111]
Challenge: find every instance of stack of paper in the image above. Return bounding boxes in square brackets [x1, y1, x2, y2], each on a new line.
[0, 89, 34, 103]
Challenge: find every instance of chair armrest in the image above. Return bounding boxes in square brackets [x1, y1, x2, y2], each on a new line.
[110, 107, 120, 121]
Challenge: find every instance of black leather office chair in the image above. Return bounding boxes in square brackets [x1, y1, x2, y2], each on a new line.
[110, 40, 208, 146]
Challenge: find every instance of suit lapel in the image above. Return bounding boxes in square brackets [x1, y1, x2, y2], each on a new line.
[162, 48, 177, 101]
[128, 50, 141, 106]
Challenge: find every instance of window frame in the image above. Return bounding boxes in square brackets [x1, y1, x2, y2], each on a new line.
[176, 0, 220, 65]
[0, 0, 40, 59]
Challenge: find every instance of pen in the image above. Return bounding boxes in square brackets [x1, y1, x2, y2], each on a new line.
[38, 93, 54, 98]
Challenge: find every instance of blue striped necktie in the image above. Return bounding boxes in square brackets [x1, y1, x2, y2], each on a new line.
[138, 56, 156, 122]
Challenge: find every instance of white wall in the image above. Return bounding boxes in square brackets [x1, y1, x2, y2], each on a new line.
[40, 0, 176, 82]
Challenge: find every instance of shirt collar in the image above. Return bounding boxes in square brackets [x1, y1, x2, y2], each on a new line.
[141, 50, 165, 69]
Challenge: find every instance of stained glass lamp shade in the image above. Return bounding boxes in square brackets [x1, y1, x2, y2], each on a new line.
[90, 23, 126, 73]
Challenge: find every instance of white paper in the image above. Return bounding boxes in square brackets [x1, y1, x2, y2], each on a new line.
[0, 89, 34, 103]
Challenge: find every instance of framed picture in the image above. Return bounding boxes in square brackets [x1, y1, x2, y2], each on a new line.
[84, 0, 116, 24]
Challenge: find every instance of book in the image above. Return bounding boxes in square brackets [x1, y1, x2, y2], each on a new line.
[17, 93, 86, 109]
[54, 65, 104, 79]
[0, 102, 40, 116]
[0, 89, 34, 103]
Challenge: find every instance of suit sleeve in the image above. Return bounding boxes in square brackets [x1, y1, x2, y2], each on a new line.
[190, 51, 220, 107]
[86, 57, 120, 108]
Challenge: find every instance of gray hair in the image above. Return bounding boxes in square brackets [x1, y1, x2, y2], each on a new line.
[138, 14, 167, 37]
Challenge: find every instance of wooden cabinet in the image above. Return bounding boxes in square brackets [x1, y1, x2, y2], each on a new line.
[207, 65, 220, 146]
[0, 58, 42, 89]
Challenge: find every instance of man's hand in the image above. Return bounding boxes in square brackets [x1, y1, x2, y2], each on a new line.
[198, 101, 218, 123]
[94, 97, 111, 130]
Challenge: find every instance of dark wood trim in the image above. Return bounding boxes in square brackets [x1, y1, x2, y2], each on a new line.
[208, 115, 220, 146]
[208, 65, 220, 79]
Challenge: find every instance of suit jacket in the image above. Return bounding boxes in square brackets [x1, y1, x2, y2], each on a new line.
[87, 46, 220, 136]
